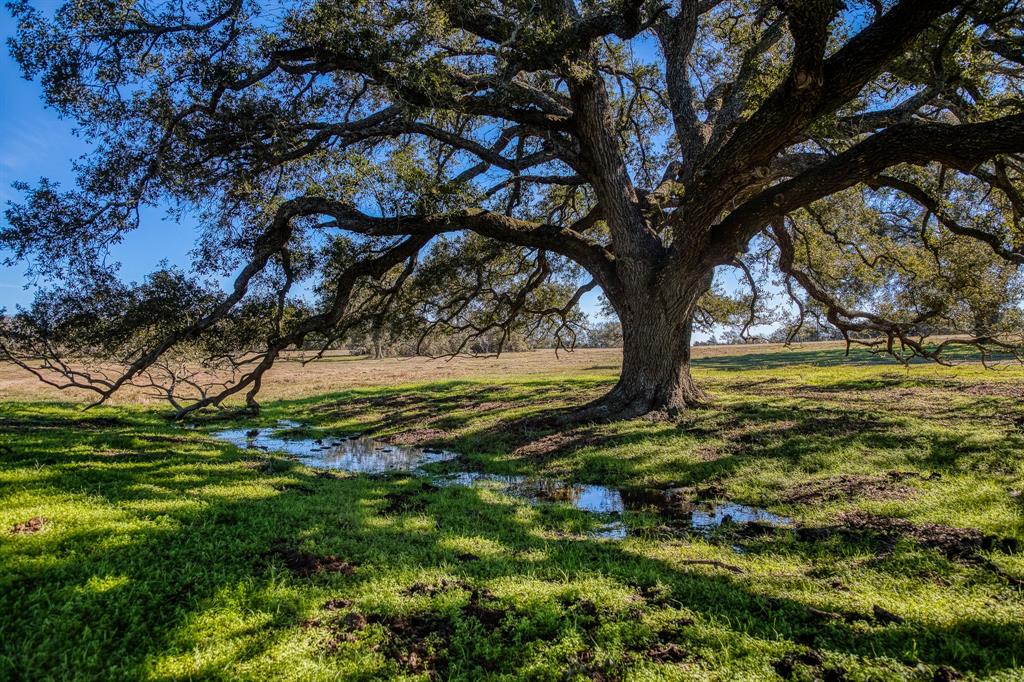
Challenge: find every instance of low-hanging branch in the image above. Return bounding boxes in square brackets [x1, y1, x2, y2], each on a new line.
[2, 0, 1023, 420]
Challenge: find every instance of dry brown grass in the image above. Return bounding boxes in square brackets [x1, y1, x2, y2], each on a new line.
[0, 341, 851, 404]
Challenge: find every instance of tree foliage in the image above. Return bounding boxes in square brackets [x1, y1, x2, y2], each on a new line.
[2, 0, 1023, 417]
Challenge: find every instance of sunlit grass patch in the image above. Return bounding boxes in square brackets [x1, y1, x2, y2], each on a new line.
[1, 347, 1022, 679]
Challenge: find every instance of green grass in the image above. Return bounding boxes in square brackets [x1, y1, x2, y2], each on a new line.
[2, 346, 1023, 680]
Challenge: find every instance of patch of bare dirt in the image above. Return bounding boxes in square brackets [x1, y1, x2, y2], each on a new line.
[780, 472, 921, 504]
[511, 427, 605, 458]
[320, 609, 371, 650]
[690, 444, 727, 461]
[933, 665, 964, 681]
[960, 383, 1024, 398]
[613, 612, 701, 671]
[792, 414, 887, 437]
[268, 544, 356, 577]
[10, 516, 47, 535]
[773, 649, 848, 681]
[727, 419, 800, 443]
[697, 412, 887, 448]
[646, 642, 689, 664]
[661, 484, 727, 507]
[797, 511, 1020, 562]
[841, 510, 1019, 558]
[345, 587, 507, 674]
[374, 612, 452, 673]
[461, 587, 506, 629]
[386, 428, 449, 446]
[341, 612, 368, 630]
[473, 400, 542, 413]
[631, 583, 675, 607]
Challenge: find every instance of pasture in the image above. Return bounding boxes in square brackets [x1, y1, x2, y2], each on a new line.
[2, 344, 1022, 680]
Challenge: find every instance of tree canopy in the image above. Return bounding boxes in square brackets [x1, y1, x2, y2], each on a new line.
[2, 0, 1024, 419]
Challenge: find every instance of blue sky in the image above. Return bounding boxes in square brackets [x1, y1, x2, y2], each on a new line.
[0, 7, 209, 311]
[0, 6, 763, 336]
[0, 6, 615, 320]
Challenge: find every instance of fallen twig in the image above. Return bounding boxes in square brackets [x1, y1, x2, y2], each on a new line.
[680, 559, 745, 574]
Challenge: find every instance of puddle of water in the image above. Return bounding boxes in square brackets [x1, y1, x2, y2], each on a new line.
[438, 472, 624, 513]
[434, 473, 790, 538]
[209, 423, 789, 540]
[690, 503, 789, 530]
[435, 472, 629, 538]
[212, 423, 457, 474]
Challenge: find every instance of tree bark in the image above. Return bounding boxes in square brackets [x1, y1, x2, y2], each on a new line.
[569, 277, 708, 422]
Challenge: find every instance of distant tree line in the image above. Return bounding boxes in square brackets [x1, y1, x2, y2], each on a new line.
[3, 0, 1023, 419]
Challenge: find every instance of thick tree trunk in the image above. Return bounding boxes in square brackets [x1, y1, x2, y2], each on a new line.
[617, 312, 703, 411]
[569, 282, 707, 422]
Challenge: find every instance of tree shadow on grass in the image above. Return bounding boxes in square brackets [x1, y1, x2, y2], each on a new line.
[692, 345, 1019, 371]
[692, 347, 893, 370]
[2, 406, 1022, 679]
[189, 372, 1024, 498]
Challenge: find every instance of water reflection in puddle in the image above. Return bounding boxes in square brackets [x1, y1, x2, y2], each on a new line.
[691, 503, 788, 530]
[210, 422, 789, 540]
[435, 472, 629, 539]
[213, 422, 457, 474]
[435, 472, 789, 537]
[437, 473, 625, 513]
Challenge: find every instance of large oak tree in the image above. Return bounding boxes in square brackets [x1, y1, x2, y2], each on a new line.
[2, 0, 1024, 419]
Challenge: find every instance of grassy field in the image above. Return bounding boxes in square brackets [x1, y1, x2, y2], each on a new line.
[1, 343, 1023, 680]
